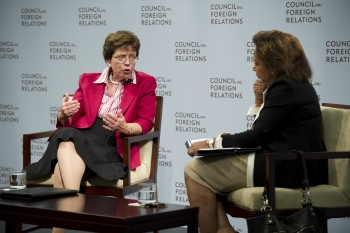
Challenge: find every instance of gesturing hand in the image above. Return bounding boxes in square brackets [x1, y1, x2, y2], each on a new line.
[59, 93, 80, 120]
[103, 109, 128, 133]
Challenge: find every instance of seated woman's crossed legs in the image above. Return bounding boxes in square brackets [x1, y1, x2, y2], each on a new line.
[53, 141, 92, 233]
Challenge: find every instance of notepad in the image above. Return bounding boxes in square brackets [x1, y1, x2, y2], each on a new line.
[0, 187, 78, 200]
[185, 138, 261, 156]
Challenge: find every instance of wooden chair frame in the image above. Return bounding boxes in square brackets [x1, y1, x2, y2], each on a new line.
[23, 96, 163, 198]
[224, 103, 350, 219]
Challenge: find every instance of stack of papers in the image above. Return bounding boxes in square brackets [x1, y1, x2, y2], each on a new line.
[185, 138, 261, 156]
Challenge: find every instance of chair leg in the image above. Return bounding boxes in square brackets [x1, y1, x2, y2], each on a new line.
[5, 222, 21, 233]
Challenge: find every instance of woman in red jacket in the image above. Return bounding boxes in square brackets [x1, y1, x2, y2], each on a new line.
[25, 30, 156, 196]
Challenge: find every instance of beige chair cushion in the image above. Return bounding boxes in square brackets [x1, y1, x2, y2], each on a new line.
[27, 138, 154, 188]
[226, 185, 350, 210]
[225, 106, 350, 210]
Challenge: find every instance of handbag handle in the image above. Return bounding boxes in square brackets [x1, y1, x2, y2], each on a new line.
[290, 150, 312, 206]
[261, 150, 312, 213]
[290, 150, 310, 190]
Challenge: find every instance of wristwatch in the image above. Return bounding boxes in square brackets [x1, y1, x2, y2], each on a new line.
[206, 138, 215, 149]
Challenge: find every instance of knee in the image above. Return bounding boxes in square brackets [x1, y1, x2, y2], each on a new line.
[184, 159, 197, 182]
[184, 171, 190, 181]
[57, 141, 77, 159]
[184, 172, 194, 187]
[58, 141, 74, 149]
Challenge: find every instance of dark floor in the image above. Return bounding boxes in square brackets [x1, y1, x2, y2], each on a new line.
[0, 222, 190, 233]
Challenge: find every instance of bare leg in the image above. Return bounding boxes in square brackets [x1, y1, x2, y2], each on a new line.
[52, 141, 86, 233]
[53, 165, 66, 233]
[53, 163, 64, 188]
[56, 141, 86, 190]
[217, 198, 237, 233]
[185, 172, 237, 233]
[52, 227, 66, 233]
[185, 172, 218, 233]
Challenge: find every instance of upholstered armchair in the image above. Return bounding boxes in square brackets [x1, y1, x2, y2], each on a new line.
[23, 96, 163, 198]
[224, 103, 350, 219]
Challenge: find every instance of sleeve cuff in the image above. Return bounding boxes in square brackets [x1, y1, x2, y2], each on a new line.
[214, 132, 230, 148]
[247, 105, 261, 115]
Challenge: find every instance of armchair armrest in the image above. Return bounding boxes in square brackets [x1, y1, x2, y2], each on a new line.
[122, 131, 160, 187]
[23, 130, 55, 168]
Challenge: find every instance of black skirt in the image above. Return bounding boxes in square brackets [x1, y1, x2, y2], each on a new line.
[24, 118, 128, 181]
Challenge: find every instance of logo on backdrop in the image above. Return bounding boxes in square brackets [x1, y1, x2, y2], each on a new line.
[247, 42, 255, 62]
[175, 112, 206, 133]
[285, 1, 322, 23]
[140, 5, 172, 25]
[174, 182, 188, 203]
[23, 138, 49, 158]
[175, 42, 206, 62]
[246, 114, 256, 130]
[210, 77, 243, 99]
[310, 79, 322, 102]
[210, 3, 243, 25]
[326, 41, 350, 63]
[78, 7, 106, 26]
[22, 73, 48, 92]
[0, 104, 19, 123]
[310, 79, 321, 87]
[50, 106, 61, 125]
[156, 76, 172, 97]
[49, 42, 77, 61]
[158, 147, 172, 168]
[0, 41, 19, 59]
[21, 8, 47, 26]
[0, 167, 15, 187]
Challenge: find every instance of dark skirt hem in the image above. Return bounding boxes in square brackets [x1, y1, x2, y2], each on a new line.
[24, 118, 128, 181]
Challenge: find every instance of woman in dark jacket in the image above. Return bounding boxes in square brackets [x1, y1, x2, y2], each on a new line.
[184, 30, 327, 233]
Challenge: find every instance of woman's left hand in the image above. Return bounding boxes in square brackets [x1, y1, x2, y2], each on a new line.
[187, 140, 207, 157]
[103, 109, 128, 133]
[253, 78, 267, 105]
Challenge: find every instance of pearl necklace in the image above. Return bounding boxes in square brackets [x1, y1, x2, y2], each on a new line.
[109, 75, 120, 85]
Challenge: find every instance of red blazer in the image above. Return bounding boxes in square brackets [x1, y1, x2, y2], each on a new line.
[56, 71, 157, 170]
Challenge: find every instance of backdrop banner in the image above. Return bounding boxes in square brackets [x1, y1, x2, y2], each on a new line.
[1, 1, 349, 232]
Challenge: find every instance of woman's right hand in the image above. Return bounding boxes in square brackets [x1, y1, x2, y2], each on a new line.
[253, 78, 267, 106]
[187, 140, 207, 157]
[58, 93, 80, 122]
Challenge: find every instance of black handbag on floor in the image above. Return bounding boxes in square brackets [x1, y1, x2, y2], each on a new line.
[246, 150, 328, 233]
